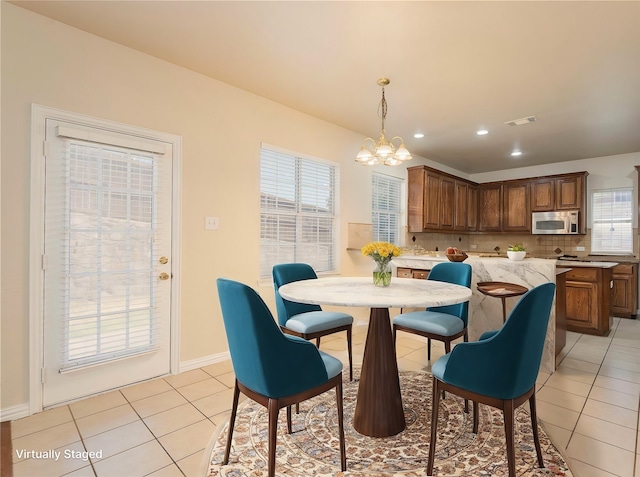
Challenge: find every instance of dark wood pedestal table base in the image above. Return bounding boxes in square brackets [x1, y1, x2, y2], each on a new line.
[278, 276, 472, 438]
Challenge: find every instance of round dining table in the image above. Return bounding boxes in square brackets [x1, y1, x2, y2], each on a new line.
[278, 276, 472, 438]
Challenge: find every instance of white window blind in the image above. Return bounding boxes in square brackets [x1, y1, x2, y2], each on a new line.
[372, 173, 403, 244]
[591, 188, 633, 254]
[46, 130, 167, 372]
[260, 146, 338, 277]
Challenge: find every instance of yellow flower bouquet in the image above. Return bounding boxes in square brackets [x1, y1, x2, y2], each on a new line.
[361, 241, 400, 287]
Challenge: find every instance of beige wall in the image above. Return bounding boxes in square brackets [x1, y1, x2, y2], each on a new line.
[3, 3, 640, 414]
[0, 3, 439, 412]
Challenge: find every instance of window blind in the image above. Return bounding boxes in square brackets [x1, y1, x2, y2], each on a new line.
[259, 146, 338, 277]
[590, 188, 633, 254]
[45, 128, 167, 372]
[372, 173, 403, 244]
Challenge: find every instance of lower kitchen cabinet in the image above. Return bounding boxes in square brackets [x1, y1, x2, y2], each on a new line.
[611, 263, 638, 318]
[564, 267, 613, 336]
[397, 267, 430, 280]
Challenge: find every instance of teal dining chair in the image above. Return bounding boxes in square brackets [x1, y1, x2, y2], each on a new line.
[273, 263, 354, 381]
[427, 282, 556, 477]
[393, 262, 472, 360]
[216, 278, 347, 477]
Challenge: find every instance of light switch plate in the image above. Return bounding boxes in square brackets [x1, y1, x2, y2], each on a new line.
[205, 216, 219, 230]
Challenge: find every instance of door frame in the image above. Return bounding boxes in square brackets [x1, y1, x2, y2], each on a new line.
[29, 104, 182, 414]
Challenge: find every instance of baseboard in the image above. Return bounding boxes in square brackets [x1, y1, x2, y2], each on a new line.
[179, 351, 230, 373]
[0, 404, 30, 422]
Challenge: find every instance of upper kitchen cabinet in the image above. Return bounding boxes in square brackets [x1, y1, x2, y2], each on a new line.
[531, 172, 588, 211]
[407, 166, 476, 233]
[502, 181, 531, 232]
[478, 183, 502, 232]
[466, 184, 479, 232]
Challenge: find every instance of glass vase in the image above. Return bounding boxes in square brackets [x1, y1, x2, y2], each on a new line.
[373, 260, 392, 287]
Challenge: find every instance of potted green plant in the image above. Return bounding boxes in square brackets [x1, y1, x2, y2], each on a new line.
[507, 244, 526, 261]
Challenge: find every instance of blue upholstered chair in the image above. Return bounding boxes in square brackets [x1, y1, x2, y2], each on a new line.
[393, 262, 472, 360]
[427, 282, 556, 477]
[273, 263, 354, 381]
[216, 278, 346, 477]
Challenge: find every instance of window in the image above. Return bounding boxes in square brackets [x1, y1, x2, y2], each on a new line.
[372, 173, 403, 244]
[260, 145, 338, 277]
[591, 188, 633, 254]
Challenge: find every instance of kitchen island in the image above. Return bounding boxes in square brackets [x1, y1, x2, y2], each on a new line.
[392, 255, 557, 373]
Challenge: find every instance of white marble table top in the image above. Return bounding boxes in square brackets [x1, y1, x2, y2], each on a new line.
[278, 276, 472, 309]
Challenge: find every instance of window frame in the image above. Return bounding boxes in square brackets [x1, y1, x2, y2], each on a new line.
[590, 187, 633, 255]
[259, 143, 340, 278]
[371, 172, 404, 245]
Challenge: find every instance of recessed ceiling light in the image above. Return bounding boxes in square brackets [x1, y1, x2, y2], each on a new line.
[511, 151, 522, 157]
[476, 129, 488, 136]
[414, 133, 424, 139]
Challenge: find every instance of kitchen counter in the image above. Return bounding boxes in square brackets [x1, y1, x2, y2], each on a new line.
[556, 260, 618, 268]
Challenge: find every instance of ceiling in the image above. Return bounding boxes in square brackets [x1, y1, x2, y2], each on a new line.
[10, 1, 640, 174]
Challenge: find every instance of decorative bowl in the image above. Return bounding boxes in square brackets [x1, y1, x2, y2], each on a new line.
[446, 252, 468, 262]
[507, 250, 527, 261]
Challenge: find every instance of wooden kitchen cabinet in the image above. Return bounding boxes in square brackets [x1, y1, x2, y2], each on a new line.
[564, 266, 613, 336]
[611, 263, 638, 318]
[454, 180, 468, 231]
[502, 181, 531, 232]
[556, 174, 585, 210]
[440, 176, 455, 230]
[397, 267, 430, 280]
[478, 183, 502, 232]
[530, 178, 555, 211]
[467, 185, 478, 231]
[407, 166, 475, 233]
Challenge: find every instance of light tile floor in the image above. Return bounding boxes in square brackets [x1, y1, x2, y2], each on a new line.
[9, 316, 640, 476]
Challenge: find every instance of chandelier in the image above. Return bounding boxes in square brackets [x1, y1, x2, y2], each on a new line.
[355, 78, 412, 166]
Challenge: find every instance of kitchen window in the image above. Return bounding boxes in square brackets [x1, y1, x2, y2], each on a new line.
[372, 172, 403, 244]
[590, 188, 633, 254]
[259, 145, 339, 277]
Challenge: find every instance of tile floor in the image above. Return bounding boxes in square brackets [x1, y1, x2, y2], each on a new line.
[8, 316, 640, 476]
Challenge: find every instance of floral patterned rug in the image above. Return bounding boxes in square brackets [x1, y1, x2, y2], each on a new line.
[204, 369, 572, 476]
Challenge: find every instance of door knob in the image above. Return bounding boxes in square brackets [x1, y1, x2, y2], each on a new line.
[159, 272, 170, 281]
[159, 256, 169, 264]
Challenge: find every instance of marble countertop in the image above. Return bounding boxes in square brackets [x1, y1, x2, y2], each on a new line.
[555, 260, 618, 268]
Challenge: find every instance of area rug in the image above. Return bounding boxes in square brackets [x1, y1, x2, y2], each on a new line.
[204, 369, 572, 476]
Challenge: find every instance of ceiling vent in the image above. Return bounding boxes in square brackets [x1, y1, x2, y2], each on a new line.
[505, 115, 537, 126]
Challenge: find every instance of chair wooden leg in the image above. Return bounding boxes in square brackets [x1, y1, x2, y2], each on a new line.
[267, 399, 279, 477]
[503, 399, 516, 477]
[223, 381, 241, 465]
[427, 337, 432, 360]
[316, 337, 321, 347]
[427, 376, 441, 476]
[286, 405, 293, 434]
[295, 402, 299, 414]
[529, 393, 544, 468]
[472, 401, 479, 434]
[335, 380, 347, 471]
[347, 327, 353, 381]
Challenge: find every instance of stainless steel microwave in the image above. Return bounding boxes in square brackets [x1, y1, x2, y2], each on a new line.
[532, 210, 579, 234]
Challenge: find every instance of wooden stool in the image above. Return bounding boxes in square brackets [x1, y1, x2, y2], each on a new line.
[477, 281, 529, 322]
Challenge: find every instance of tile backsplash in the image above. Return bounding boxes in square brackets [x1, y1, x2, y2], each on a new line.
[404, 228, 639, 258]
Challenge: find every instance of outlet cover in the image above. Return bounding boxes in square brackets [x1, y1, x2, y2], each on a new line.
[576, 246, 585, 252]
[205, 216, 219, 230]
[470, 244, 477, 249]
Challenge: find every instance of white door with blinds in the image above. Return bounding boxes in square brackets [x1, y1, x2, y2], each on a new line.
[40, 117, 174, 407]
